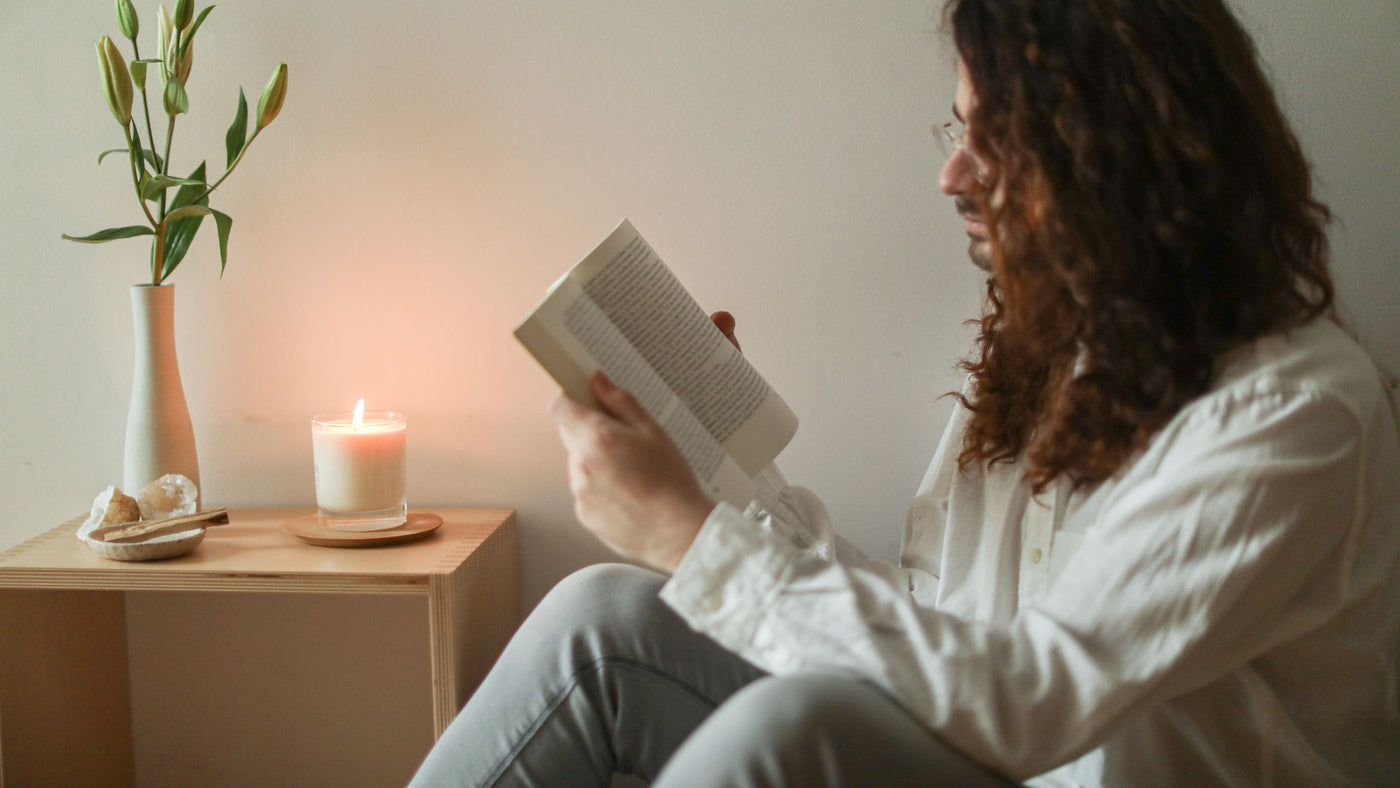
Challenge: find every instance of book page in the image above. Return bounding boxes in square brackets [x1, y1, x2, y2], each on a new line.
[572, 221, 797, 474]
[515, 219, 798, 492]
[516, 277, 755, 506]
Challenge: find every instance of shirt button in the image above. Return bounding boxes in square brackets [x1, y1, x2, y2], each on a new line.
[1029, 548, 1044, 565]
[701, 595, 721, 614]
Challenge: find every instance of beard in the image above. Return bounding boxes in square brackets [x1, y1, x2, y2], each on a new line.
[956, 195, 992, 271]
[968, 238, 992, 271]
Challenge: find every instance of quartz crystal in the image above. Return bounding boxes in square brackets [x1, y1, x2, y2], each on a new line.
[136, 473, 199, 521]
[79, 485, 142, 539]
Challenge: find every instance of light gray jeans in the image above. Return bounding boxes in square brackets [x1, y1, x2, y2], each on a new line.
[408, 563, 1018, 787]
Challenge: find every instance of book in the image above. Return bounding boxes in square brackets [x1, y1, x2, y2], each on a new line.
[515, 219, 799, 508]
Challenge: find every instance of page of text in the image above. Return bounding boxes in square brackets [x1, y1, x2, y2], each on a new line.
[581, 227, 770, 446]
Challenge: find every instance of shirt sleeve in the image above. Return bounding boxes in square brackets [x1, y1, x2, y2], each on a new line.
[660, 385, 1366, 779]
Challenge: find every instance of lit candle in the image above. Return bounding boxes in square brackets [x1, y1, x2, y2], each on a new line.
[311, 399, 407, 531]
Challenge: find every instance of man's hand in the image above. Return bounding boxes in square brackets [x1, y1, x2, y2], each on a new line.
[551, 372, 715, 574]
[711, 310, 741, 351]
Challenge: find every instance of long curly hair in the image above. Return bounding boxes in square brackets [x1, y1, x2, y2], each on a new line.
[944, 0, 1334, 492]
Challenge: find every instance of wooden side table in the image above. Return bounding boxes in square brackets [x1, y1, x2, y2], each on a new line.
[0, 507, 519, 788]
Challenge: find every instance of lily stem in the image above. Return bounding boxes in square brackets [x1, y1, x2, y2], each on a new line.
[129, 38, 160, 177]
[195, 127, 260, 204]
[123, 126, 163, 285]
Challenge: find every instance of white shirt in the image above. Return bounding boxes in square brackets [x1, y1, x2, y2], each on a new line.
[660, 318, 1400, 786]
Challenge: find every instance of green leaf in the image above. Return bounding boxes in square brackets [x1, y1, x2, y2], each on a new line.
[139, 172, 202, 202]
[149, 173, 206, 194]
[114, 146, 163, 172]
[161, 214, 204, 279]
[128, 124, 146, 177]
[179, 6, 215, 60]
[130, 59, 147, 92]
[168, 163, 209, 212]
[131, 57, 161, 95]
[138, 173, 164, 201]
[164, 205, 212, 223]
[160, 162, 210, 279]
[225, 88, 248, 169]
[62, 225, 155, 243]
[211, 209, 233, 276]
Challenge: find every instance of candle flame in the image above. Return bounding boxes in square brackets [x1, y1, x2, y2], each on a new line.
[352, 398, 365, 431]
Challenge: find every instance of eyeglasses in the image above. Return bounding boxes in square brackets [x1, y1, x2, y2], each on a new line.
[932, 119, 990, 185]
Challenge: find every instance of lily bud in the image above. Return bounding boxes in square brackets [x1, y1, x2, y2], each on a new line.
[159, 5, 193, 84]
[174, 0, 194, 31]
[256, 63, 288, 129]
[176, 39, 193, 82]
[157, 6, 173, 81]
[163, 77, 189, 116]
[115, 0, 139, 40]
[96, 36, 134, 127]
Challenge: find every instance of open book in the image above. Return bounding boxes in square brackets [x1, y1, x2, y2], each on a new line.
[515, 219, 798, 508]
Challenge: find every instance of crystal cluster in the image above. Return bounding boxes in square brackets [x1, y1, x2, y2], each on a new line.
[77, 473, 198, 541]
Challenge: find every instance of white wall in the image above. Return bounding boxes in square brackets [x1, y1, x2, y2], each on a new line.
[2, 1, 1396, 785]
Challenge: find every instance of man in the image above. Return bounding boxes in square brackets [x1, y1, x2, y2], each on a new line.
[413, 0, 1400, 784]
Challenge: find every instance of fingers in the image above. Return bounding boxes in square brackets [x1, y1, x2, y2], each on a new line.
[710, 310, 741, 351]
[589, 372, 656, 432]
[548, 390, 591, 425]
[550, 374, 656, 441]
[549, 392, 597, 453]
[710, 310, 736, 335]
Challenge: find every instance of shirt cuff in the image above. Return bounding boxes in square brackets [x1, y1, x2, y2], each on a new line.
[661, 500, 792, 645]
[747, 463, 789, 515]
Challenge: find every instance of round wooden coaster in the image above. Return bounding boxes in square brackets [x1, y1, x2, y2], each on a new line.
[283, 511, 444, 548]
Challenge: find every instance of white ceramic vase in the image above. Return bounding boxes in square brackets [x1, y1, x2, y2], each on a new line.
[124, 283, 200, 498]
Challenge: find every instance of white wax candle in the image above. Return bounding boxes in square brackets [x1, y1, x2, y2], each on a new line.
[311, 405, 407, 515]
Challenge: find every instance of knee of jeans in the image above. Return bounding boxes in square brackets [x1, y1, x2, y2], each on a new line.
[713, 674, 871, 747]
[532, 562, 670, 638]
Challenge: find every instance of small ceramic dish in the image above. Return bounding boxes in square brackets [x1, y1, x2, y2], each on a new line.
[82, 527, 205, 561]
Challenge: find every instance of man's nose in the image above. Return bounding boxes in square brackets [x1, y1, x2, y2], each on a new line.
[938, 147, 981, 195]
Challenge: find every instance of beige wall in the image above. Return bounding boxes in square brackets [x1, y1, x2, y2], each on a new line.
[3, 1, 1396, 785]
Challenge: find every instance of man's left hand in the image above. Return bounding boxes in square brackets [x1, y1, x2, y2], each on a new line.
[550, 371, 714, 574]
